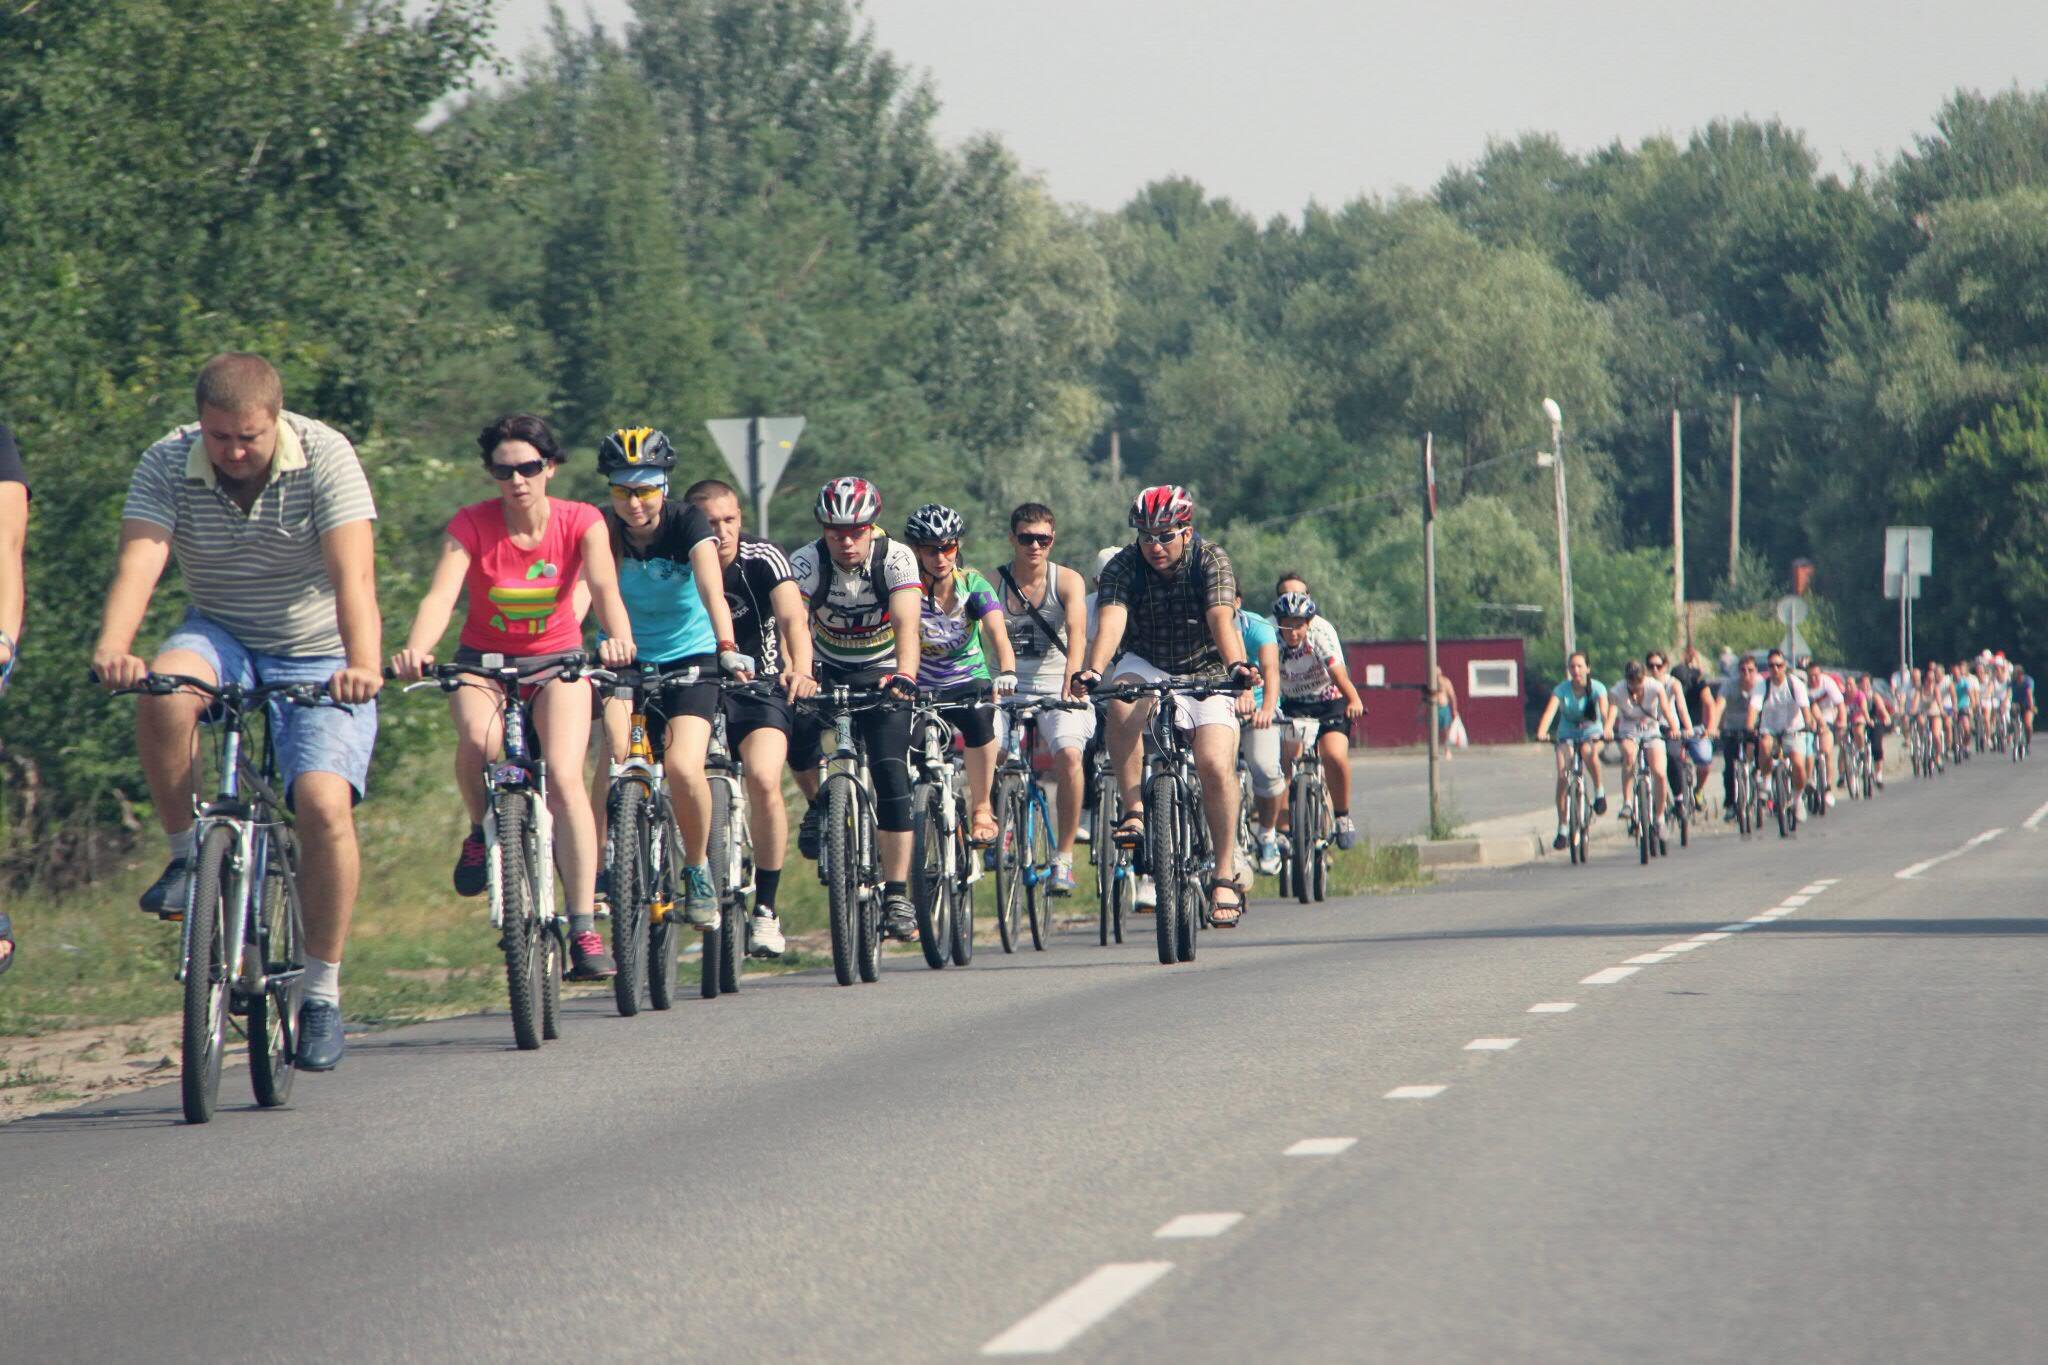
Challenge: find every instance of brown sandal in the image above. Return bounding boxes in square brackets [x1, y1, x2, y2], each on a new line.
[1112, 811, 1146, 848]
[968, 809, 999, 847]
[1208, 877, 1246, 928]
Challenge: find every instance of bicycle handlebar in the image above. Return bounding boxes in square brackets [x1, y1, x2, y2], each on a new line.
[92, 669, 351, 713]
[384, 652, 609, 692]
[1086, 676, 1251, 704]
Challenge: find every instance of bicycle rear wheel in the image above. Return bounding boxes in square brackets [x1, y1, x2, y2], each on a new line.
[248, 827, 303, 1109]
[181, 825, 236, 1124]
[824, 776, 859, 987]
[1290, 770, 1315, 903]
[1093, 784, 1116, 946]
[993, 776, 1025, 954]
[609, 783, 650, 1016]
[1025, 791, 1055, 951]
[950, 803, 976, 966]
[706, 777, 740, 998]
[496, 799, 544, 1050]
[911, 785, 951, 970]
[1147, 773, 1182, 965]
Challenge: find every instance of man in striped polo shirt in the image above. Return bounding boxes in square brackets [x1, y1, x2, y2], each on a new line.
[92, 353, 383, 1072]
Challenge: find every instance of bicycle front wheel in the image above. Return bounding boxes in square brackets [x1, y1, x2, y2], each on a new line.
[950, 801, 976, 966]
[1093, 782, 1116, 946]
[1147, 773, 1182, 965]
[647, 814, 681, 1009]
[248, 827, 303, 1109]
[993, 776, 1025, 954]
[911, 785, 951, 970]
[706, 777, 741, 998]
[496, 799, 544, 1050]
[608, 782, 650, 1017]
[1290, 770, 1315, 903]
[824, 776, 860, 987]
[1025, 791, 1055, 952]
[181, 825, 237, 1124]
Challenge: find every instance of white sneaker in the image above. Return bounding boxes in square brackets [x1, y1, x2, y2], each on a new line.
[1135, 876, 1157, 911]
[1051, 855, 1077, 896]
[748, 908, 786, 959]
[1824, 791, 1836, 810]
[1255, 833, 1281, 875]
[1074, 822, 1092, 844]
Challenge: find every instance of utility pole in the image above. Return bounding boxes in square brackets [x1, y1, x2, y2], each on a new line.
[1422, 432, 1440, 838]
[1728, 391, 1743, 584]
[1671, 403, 1685, 650]
[1542, 399, 1574, 663]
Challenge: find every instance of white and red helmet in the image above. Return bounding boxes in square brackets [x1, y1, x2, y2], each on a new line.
[1129, 484, 1195, 531]
[815, 476, 883, 528]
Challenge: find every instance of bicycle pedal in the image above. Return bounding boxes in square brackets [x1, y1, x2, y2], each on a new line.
[649, 901, 673, 924]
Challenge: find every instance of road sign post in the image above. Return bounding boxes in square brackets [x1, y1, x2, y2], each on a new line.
[1884, 526, 1932, 684]
[705, 416, 805, 540]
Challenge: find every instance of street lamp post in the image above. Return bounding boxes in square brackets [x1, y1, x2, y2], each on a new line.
[1539, 397, 1575, 662]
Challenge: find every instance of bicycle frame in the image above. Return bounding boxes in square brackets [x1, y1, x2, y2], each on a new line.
[180, 693, 290, 994]
[483, 681, 556, 931]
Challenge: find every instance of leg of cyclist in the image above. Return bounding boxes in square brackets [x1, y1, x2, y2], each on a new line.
[133, 645, 220, 913]
[738, 721, 790, 954]
[1106, 683, 1154, 837]
[1552, 738, 1571, 844]
[1318, 720, 1355, 841]
[1038, 704, 1092, 893]
[589, 693, 632, 903]
[1192, 718, 1245, 924]
[1647, 736, 1669, 824]
[1617, 736, 1639, 822]
[535, 675, 612, 978]
[1755, 731, 1777, 803]
[446, 678, 509, 898]
[662, 709, 717, 927]
[960, 711, 999, 846]
[858, 701, 918, 939]
[1241, 720, 1284, 871]
[1788, 730, 1810, 795]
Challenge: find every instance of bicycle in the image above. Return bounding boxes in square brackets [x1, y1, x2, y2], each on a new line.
[396, 653, 608, 1049]
[993, 692, 1088, 953]
[1555, 738, 1596, 865]
[102, 671, 340, 1123]
[1724, 732, 1759, 836]
[599, 662, 691, 1016]
[1084, 726, 1134, 946]
[1623, 732, 1667, 865]
[702, 679, 783, 997]
[1090, 676, 1248, 965]
[1663, 730, 1699, 849]
[1843, 724, 1873, 801]
[1279, 715, 1332, 902]
[1804, 731, 1831, 819]
[794, 684, 907, 986]
[1761, 733, 1801, 839]
[908, 686, 992, 970]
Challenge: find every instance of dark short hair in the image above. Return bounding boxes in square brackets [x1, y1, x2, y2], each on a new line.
[1276, 571, 1308, 594]
[1010, 502, 1055, 533]
[1767, 649, 1786, 663]
[685, 478, 739, 506]
[1624, 659, 1644, 684]
[477, 413, 563, 467]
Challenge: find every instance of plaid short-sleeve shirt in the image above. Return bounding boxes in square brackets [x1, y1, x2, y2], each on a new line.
[1095, 535, 1238, 680]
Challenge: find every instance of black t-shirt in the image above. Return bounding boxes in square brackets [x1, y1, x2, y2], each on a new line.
[0, 422, 25, 497]
[722, 534, 797, 676]
[608, 500, 713, 565]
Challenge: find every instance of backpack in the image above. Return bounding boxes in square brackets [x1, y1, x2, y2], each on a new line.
[806, 533, 894, 617]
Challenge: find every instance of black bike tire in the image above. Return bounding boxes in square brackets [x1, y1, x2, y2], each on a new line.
[1026, 792, 1054, 952]
[609, 783, 649, 1017]
[541, 922, 563, 1041]
[951, 800, 976, 966]
[825, 776, 859, 986]
[180, 825, 236, 1124]
[1148, 773, 1181, 965]
[912, 785, 950, 970]
[497, 799, 543, 1050]
[707, 776, 741, 997]
[1094, 784, 1115, 946]
[1175, 782, 1201, 961]
[1291, 770, 1314, 903]
[248, 827, 302, 1109]
[647, 809, 680, 1009]
[994, 777, 1024, 954]
[1311, 781, 1330, 903]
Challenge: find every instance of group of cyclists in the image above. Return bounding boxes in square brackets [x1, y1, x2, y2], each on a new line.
[1535, 637, 2034, 855]
[74, 353, 1368, 1076]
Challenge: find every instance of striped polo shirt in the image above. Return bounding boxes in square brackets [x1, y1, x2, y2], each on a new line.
[121, 412, 377, 657]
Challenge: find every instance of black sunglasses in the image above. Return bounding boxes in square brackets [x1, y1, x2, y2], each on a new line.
[489, 458, 549, 481]
[1014, 532, 1054, 548]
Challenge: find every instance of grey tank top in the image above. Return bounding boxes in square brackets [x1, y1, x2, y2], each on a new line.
[1001, 565, 1070, 692]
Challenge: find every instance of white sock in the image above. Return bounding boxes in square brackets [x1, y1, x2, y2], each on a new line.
[168, 827, 197, 861]
[1256, 824, 1275, 841]
[304, 956, 341, 1006]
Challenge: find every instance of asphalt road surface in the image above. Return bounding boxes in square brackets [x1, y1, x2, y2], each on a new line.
[7, 753, 2047, 1362]
[1350, 742, 1561, 837]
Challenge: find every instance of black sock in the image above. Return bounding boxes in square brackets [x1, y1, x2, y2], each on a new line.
[755, 867, 781, 911]
[469, 823, 483, 841]
[1334, 809, 1349, 818]
[885, 880, 908, 902]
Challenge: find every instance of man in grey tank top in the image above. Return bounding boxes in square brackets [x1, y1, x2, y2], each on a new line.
[999, 503, 1094, 895]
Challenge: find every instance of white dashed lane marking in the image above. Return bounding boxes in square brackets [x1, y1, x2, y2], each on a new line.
[2025, 801, 2048, 832]
[982, 1262, 1175, 1356]
[1528, 1002, 1577, 1013]
[1624, 952, 1675, 964]
[1896, 828, 2005, 879]
[1581, 966, 1639, 985]
[1284, 1138, 1357, 1156]
[1385, 1085, 1449, 1099]
[1154, 1213, 1242, 1240]
[1464, 1038, 1520, 1051]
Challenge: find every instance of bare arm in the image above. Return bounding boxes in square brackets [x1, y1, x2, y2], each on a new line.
[92, 519, 176, 687]
[689, 538, 738, 655]
[1207, 603, 1247, 668]
[319, 519, 383, 702]
[393, 534, 471, 675]
[1083, 603, 1127, 677]
[888, 585, 922, 679]
[1329, 659, 1364, 718]
[579, 521, 636, 663]
[1256, 641, 1281, 723]
[1058, 567, 1086, 691]
[1534, 695, 1560, 740]
[981, 606, 1017, 676]
[768, 579, 817, 699]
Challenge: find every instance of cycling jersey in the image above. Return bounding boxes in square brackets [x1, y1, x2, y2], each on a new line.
[602, 501, 716, 661]
[789, 535, 921, 669]
[722, 535, 796, 677]
[1276, 618, 1343, 703]
[1718, 674, 1763, 733]
[1756, 675, 1810, 734]
[447, 496, 600, 655]
[1235, 609, 1278, 708]
[915, 566, 1000, 689]
[1611, 677, 1669, 741]
[1552, 679, 1607, 738]
[1809, 673, 1844, 724]
[2021, 678, 2036, 709]
[1845, 685, 1870, 724]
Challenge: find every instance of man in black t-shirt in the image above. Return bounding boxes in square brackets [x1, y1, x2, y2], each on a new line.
[687, 478, 817, 959]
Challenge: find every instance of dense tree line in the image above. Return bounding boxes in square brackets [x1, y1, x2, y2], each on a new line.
[3, 0, 2045, 878]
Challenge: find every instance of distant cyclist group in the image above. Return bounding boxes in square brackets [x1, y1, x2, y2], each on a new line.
[1535, 639, 2033, 862]
[51, 354, 1365, 1119]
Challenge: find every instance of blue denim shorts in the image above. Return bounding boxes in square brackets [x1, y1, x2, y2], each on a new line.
[160, 610, 378, 804]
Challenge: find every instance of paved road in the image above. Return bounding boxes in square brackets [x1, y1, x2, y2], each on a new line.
[6, 755, 2047, 1362]
[1350, 742, 1559, 837]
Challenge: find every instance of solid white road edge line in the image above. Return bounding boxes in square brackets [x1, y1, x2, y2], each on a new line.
[1895, 828, 2006, 880]
[982, 1262, 1175, 1356]
[1155, 1213, 1243, 1240]
[2026, 800, 2048, 832]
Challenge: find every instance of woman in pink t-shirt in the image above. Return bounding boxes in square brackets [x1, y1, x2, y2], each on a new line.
[392, 414, 636, 981]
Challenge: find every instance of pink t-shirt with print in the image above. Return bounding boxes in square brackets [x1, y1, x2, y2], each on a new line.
[448, 497, 600, 655]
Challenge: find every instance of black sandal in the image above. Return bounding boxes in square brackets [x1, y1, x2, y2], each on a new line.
[1208, 877, 1246, 928]
[1112, 811, 1147, 848]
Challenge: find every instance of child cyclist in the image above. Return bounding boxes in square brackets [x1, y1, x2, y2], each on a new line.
[901, 503, 1016, 848]
[392, 414, 637, 981]
[581, 428, 747, 933]
[1270, 591, 1365, 850]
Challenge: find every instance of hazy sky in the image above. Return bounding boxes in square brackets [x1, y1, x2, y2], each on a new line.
[495, 1, 2048, 219]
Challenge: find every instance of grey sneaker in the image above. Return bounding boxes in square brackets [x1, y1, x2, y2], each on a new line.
[1256, 833, 1282, 875]
[681, 864, 720, 930]
[881, 895, 918, 941]
[1333, 815, 1359, 851]
[748, 908, 786, 959]
[140, 858, 192, 917]
[1051, 855, 1077, 896]
[295, 999, 345, 1071]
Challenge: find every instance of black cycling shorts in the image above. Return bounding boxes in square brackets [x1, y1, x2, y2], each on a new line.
[943, 702, 997, 749]
[791, 663, 915, 832]
[1281, 697, 1351, 741]
[724, 686, 794, 745]
[596, 655, 719, 759]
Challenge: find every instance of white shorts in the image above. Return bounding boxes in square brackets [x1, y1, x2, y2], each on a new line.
[1110, 653, 1241, 734]
[1002, 691, 1096, 753]
[1238, 722, 1283, 797]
